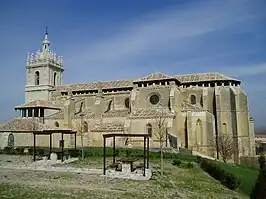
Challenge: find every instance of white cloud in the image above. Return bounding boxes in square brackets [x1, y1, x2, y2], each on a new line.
[64, 0, 262, 75]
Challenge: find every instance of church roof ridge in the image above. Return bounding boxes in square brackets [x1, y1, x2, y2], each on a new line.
[54, 71, 240, 92]
[14, 100, 62, 110]
[0, 118, 70, 132]
[133, 72, 177, 82]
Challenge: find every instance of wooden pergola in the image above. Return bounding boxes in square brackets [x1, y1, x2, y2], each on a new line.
[33, 129, 77, 162]
[102, 133, 150, 176]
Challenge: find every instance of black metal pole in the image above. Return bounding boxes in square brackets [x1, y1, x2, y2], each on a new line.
[61, 133, 64, 162]
[103, 137, 106, 175]
[33, 133, 36, 161]
[147, 136, 149, 169]
[113, 136, 116, 164]
[143, 136, 146, 176]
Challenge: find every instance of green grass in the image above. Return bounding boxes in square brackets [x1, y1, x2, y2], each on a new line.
[215, 161, 259, 195]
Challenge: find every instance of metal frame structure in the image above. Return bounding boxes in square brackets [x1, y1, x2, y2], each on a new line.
[102, 133, 150, 176]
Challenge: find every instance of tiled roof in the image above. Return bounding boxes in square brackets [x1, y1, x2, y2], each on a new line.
[55, 79, 133, 92]
[175, 73, 240, 83]
[46, 111, 65, 119]
[255, 134, 266, 138]
[15, 100, 61, 110]
[54, 72, 240, 92]
[91, 123, 124, 132]
[180, 101, 206, 112]
[46, 109, 95, 120]
[73, 110, 95, 119]
[103, 110, 129, 118]
[129, 108, 174, 119]
[0, 118, 69, 132]
[133, 72, 177, 82]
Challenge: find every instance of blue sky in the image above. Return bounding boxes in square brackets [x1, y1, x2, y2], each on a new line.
[0, 0, 266, 128]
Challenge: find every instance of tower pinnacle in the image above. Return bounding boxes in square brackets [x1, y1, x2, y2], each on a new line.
[42, 26, 50, 52]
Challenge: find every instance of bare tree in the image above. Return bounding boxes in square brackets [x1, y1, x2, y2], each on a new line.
[214, 135, 238, 163]
[155, 109, 167, 175]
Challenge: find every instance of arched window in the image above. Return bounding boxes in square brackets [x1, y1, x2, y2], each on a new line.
[53, 72, 57, 86]
[146, 123, 152, 137]
[196, 119, 203, 145]
[7, 133, 14, 147]
[35, 71, 40, 85]
[190, 94, 196, 105]
[83, 121, 88, 133]
[54, 121, 59, 127]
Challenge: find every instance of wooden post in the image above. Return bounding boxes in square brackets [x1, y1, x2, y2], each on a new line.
[33, 133, 36, 161]
[74, 133, 77, 150]
[49, 133, 52, 159]
[103, 137, 106, 175]
[61, 133, 64, 162]
[143, 136, 146, 176]
[113, 136, 116, 164]
[147, 136, 149, 169]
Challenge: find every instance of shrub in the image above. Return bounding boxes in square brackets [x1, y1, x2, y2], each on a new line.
[13, 147, 25, 155]
[28, 148, 33, 155]
[250, 157, 266, 198]
[172, 159, 182, 166]
[37, 148, 45, 156]
[187, 162, 194, 168]
[19, 147, 25, 155]
[196, 155, 202, 163]
[3, 147, 14, 154]
[258, 155, 265, 169]
[68, 149, 79, 158]
[200, 159, 240, 190]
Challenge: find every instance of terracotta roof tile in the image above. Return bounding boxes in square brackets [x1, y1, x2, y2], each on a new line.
[133, 72, 177, 82]
[91, 123, 124, 132]
[54, 72, 240, 92]
[175, 73, 240, 83]
[73, 110, 95, 119]
[103, 110, 129, 118]
[46, 109, 95, 120]
[129, 108, 174, 119]
[0, 118, 69, 132]
[45, 111, 65, 119]
[15, 100, 61, 110]
[180, 101, 206, 112]
[55, 79, 134, 92]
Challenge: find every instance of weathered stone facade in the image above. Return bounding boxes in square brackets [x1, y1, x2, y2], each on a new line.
[0, 31, 256, 162]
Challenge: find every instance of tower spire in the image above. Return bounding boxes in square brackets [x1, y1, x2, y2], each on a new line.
[42, 26, 50, 52]
[45, 26, 48, 35]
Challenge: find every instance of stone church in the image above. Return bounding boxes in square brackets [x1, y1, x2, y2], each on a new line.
[0, 30, 256, 161]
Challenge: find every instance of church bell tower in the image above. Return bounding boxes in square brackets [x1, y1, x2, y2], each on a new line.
[25, 28, 64, 103]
